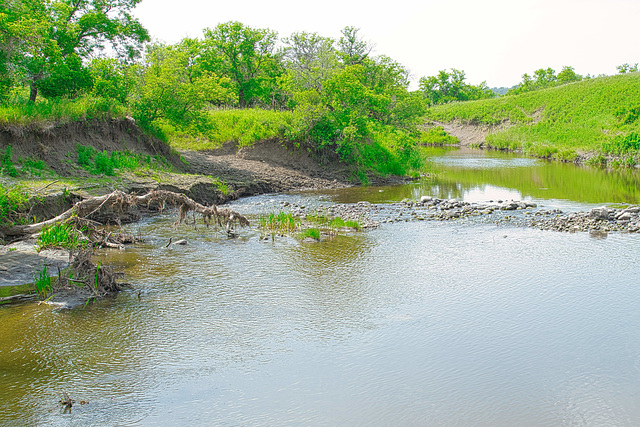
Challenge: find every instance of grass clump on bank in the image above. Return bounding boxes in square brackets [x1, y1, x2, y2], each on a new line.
[0, 184, 29, 228]
[76, 145, 170, 176]
[425, 73, 640, 164]
[36, 221, 86, 252]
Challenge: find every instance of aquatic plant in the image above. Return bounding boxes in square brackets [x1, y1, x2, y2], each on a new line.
[259, 211, 300, 234]
[299, 227, 321, 240]
[34, 264, 52, 295]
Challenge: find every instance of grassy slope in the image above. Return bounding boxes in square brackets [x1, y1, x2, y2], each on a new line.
[425, 72, 640, 163]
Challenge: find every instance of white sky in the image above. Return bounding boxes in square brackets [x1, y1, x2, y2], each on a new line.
[133, 0, 640, 89]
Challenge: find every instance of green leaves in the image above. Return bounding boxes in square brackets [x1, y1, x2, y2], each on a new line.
[419, 68, 494, 106]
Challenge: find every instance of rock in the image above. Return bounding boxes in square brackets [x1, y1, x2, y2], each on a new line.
[420, 196, 432, 203]
[617, 212, 633, 221]
[589, 206, 611, 220]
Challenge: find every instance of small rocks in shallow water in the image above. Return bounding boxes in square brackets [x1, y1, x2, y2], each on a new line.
[590, 206, 611, 220]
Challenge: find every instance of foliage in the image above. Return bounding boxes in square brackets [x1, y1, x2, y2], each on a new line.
[210, 176, 228, 195]
[602, 132, 640, 155]
[420, 126, 460, 145]
[1, 145, 19, 176]
[34, 264, 52, 295]
[36, 221, 83, 251]
[617, 63, 638, 74]
[299, 227, 320, 240]
[76, 145, 157, 175]
[202, 21, 281, 108]
[426, 72, 640, 163]
[419, 69, 494, 105]
[4, 0, 149, 103]
[132, 41, 235, 131]
[162, 108, 294, 150]
[259, 211, 300, 234]
[508, 66, 582, 95]
[0, 183, 28, 225]
[0, 92, 129, 125]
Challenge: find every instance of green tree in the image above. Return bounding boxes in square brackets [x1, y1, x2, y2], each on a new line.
[10, 0, 149, 103]
[557, 66, 582, 84]
[281, 31, 339, 97]
[337, 26, 373, 66]
[617, 63, 638, 73]
[202, 21, 281, 107]
[133, 42, 235, 128]
[419, 69, 493, 105]
[88, 58, 134, 104]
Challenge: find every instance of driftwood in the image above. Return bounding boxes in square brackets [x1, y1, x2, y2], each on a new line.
[3, 190, 250, 239]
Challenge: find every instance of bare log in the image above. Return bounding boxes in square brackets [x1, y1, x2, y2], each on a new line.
[2, 190, 250, 239]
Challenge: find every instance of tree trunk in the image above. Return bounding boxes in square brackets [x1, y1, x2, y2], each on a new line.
[29, 81, 38, 103]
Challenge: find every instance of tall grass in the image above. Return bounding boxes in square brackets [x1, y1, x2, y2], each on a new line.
[425, 73, 640, 160]
[0, 92, 129, 126]
[164, 109, 295, 151]
[0, 183, 28, 226]
[259, 211, 300, 234]
[36, 221, 84, 251]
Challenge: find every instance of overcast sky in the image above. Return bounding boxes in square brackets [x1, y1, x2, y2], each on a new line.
[133, 0, 640, 88]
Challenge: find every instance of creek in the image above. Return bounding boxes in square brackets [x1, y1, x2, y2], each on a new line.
[1, 148, 640, 426]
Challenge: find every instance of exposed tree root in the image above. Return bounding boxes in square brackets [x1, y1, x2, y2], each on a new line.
[3, 190, 250, 240]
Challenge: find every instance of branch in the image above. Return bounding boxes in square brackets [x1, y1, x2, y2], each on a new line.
[2, 190, 250, 239]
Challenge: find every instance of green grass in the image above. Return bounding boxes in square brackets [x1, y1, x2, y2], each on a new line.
[209, 176, 229, 195]
[163, 109, 295, 151]
[0, 92, 128, 126]
[76, 145, 169, 176]
[33, 264, 52, 296]
[425, 73, 640, 162]
[419, 126, 460, 145]
[0, 183, 28, 226]
[36, 221, 84, 252]
[299, 227, 321, 240]
[259, 211, 300, 234]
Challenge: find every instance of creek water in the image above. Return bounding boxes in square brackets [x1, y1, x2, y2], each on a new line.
[2, 148, 640, 426]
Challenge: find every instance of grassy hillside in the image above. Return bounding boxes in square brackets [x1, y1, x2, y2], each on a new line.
[425, 72, 640, 165]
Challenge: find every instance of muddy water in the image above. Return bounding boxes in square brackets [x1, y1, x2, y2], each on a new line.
[2, 149, 640, 426]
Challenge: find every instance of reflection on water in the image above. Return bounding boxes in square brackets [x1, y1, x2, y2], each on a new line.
[318, 147, 640, 208]
[2, 148, 640, 426]
[1, 200, 640, 426]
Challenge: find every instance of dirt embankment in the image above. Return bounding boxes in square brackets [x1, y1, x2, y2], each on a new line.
[0, 118, 359, 208]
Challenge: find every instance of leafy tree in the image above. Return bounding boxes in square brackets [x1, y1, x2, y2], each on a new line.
[617, 63, 638, 74]
[419, 69, 493, 105]
[88, 58, 134, 104]
[557, 66, 582, 84]
[202, 21, 281, 107]
[9, 0, 149, 102]
[133, 42, 235, 128]
[337, 26, 373, 66]
[281, 31, 339, 102]
[509, 66, 583, 95]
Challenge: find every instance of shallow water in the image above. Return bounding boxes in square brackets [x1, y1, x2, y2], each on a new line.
[1, 148, 640, 426]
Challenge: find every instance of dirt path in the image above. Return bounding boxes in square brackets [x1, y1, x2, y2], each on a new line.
[180, 140, 352, 194]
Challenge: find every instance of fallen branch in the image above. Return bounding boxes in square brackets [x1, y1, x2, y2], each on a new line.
[3, 190, 250, 239]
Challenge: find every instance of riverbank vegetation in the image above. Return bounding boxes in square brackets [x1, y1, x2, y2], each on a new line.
[424, 72, 640, 165]
[1, 1, 427, 180]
